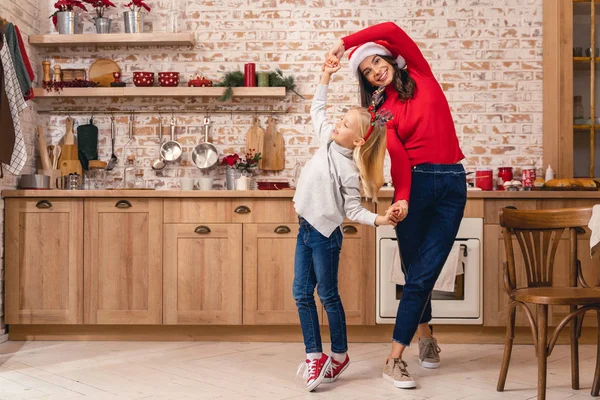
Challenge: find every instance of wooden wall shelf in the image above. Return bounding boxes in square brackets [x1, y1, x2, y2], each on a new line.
[28, 32, 195, 47]
[32, 87, 286, 99]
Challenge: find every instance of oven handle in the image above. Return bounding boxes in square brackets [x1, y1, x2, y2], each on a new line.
[460, 244, 468, 257]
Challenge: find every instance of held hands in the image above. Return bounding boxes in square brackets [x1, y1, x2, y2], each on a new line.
[321, 40, 345, 72]
[322, 61, 341, 75]
[376, 208, 398, 227]
[387, 200, 409, 224]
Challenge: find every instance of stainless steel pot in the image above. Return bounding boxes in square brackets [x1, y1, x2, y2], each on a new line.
[191, 116, 219, 169]
[18, 174, 50, 189]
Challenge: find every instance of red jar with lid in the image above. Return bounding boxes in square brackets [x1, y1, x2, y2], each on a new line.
[497, 167, 513, 191]
[475, 167, 493, 191]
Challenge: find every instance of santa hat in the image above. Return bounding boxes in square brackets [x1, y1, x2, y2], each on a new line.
[348, 40, 406, 78]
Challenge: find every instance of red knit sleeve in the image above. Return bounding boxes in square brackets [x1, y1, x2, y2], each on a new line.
[386, 125, 411, 204]
[342, 22, 433, 77]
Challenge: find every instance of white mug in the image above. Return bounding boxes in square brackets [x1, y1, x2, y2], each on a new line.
[195, 177, 213, 190]
[181, 178, 194, 190]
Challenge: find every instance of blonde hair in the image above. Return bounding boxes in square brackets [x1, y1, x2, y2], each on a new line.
[351, 107, 387, 202]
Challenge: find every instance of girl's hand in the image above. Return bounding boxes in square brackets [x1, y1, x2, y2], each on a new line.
[387, 200, 409, 223]
[322, 62, 341, 75]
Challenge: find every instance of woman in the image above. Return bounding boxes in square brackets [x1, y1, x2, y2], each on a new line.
[326, 22, 467, 389]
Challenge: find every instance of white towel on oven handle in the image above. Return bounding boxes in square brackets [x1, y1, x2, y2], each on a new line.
[390, 242, 463, 292]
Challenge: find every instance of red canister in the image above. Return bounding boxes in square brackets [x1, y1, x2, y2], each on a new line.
[521, 166, 536, 189]
[244, 63, 256, 87]
[497, 167, 513, 191]
[475, 167, 493, 191]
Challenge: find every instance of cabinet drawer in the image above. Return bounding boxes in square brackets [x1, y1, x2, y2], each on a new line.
[231, 199, 297, 223]
[164, 199, 233, 223]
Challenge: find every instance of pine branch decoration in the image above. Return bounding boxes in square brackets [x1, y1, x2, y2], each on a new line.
[268, 68, 304, 99]
[215, 71, 244, 101]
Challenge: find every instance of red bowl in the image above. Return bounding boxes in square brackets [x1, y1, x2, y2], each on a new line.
[133, 72, 154, 87]
[158, 72, 179, 87]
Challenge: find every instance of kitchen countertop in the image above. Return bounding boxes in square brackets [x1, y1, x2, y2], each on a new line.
[4, 188, 600, 198]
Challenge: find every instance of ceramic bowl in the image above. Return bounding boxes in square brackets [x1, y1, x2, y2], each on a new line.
[158, 72, 179, 87]
[133, 72, 154, 87]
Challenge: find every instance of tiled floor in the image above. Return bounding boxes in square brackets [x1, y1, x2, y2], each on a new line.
[0, 340, 598, 399]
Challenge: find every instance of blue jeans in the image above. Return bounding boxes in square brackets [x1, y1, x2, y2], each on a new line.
[393, 163, 467, 346]
[292, 217, 347, 354]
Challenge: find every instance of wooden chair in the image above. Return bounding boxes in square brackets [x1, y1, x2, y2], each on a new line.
[497, 207, 600, 400]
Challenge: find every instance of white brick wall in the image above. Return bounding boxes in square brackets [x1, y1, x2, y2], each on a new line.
[0, 0, 41, 342]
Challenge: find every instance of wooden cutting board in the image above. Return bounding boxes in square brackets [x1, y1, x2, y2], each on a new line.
[89, 58, 120, 87]
[245, 116, 265, 169]
[261, 116, 284, 171]
[60, 159, 82, 176]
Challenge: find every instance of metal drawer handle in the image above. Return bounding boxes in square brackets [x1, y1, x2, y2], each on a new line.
[35, 200, 52, 209]
[342, 225, 358, 234]
[194, 226, 211, 234]
[115, 200, 132, 209]
[274, 225, 291, 234]
[234, 205, 251, 214]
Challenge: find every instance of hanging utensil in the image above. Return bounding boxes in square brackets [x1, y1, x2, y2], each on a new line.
[192, 116, 219, 170]
[152, 117, 166, 171]
[52, 145, 61, 170]
[106, 115, 118, 171]
[160, 115, 182, 162]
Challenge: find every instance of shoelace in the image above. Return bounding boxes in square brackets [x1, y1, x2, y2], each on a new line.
[393, 359, 411, 378]
[420, 339, 441, 360]
[296, 359, 321, 380]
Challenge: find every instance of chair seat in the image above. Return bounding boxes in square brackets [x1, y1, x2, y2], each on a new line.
[514, 287, 600, 305]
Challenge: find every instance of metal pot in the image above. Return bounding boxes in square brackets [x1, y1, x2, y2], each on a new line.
[191, 117, 219, 170]
[160, 116, 182, 162]
[94, 17, 112, 34]
[56, 11, 79, 34]
[124, 11, 144, 33]
[18, 174, 50, 189]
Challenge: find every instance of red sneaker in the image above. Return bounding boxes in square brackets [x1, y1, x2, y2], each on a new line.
[323, 354, 350, 383]
[296, 354, 332, 392]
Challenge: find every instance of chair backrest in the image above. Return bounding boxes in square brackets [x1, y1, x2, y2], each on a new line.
[499, 207, 592, 292]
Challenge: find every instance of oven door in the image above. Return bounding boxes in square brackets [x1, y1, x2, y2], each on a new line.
[378, 237, 481, 324]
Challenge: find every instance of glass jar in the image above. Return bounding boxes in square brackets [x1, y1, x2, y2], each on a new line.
[134, 171, 145, 189]
[84, 167, 106, 190]
[574, 95, 584, 120]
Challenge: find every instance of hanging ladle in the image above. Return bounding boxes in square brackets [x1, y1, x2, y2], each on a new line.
[152, 116, 166, 170]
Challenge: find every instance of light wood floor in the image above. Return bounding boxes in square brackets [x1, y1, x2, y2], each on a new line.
[0, 340, 598, 399]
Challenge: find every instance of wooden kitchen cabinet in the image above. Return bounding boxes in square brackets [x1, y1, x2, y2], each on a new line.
[5, 198, 83, 324]
[323, 223, 376, 326]
[163, 224, 242, 325]
[243, 223, 323, 324]
[84, 198, 163, 324]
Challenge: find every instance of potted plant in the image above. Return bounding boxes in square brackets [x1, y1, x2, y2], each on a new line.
[51, 0, 87, 34]
[221, 151, 262, 190]
[123, 0, 151, 33]
[84, 0, 115, 33]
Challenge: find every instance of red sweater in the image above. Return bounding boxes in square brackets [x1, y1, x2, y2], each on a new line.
[343, 22, 464, 203]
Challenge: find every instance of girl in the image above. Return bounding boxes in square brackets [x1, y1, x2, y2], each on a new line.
[292, 61, 393, 392]
[326, 22, 467, 389]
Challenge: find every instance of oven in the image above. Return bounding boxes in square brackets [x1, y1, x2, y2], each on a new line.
[376, 218, 483, 324]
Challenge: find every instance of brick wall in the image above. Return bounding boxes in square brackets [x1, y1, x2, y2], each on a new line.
[36, 0, 543, 189]
[0, 0, 42, 343]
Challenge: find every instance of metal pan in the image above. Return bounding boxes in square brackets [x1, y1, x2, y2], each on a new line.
[192, 116, 219, 169]
[160, 116, 182, 162]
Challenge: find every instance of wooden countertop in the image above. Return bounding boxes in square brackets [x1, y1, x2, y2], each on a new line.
[4, 188, 600, 199]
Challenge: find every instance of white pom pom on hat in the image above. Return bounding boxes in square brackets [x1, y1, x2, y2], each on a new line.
[347, 40, 406, 78]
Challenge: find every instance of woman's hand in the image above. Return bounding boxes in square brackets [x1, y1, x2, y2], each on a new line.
[327, 39, 346, 61]
[387, 200, 409, 223]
